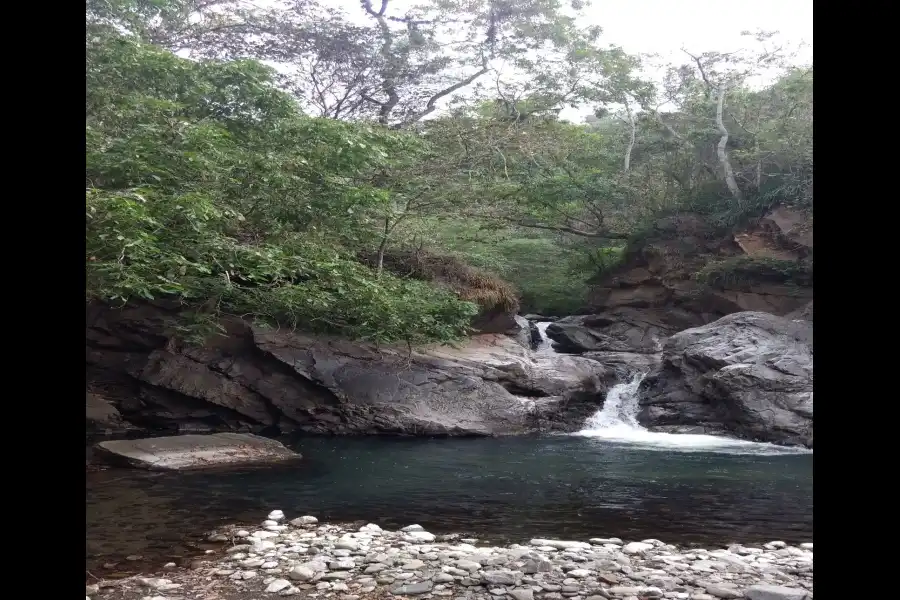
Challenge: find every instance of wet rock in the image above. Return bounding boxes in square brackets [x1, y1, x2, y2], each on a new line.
[639, 312, 813, 447]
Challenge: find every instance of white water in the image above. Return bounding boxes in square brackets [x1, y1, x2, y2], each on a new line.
[530, 321, 809, 455]
[534, 322, 555, 354]
[572, 373, 810, 455]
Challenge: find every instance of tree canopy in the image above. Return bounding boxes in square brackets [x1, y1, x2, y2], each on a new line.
[86, 1, 813, 336]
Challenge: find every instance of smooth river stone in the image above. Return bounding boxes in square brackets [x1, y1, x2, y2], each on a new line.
[391, 581, 434, 596]
[93, 433, 300, 470]
[622, 542, 654, 555]
[530, 540, 591, 550]
[744, 585, 811, 600]
[483, 571, 522, 585]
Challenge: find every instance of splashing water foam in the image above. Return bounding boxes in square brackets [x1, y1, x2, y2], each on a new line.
[572, 373, 810, 456]
[531, 321, 808, 455]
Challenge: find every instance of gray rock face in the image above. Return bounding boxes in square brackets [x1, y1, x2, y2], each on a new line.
[86, 303, 609, 438]
[86, 392, 133, 434]
[638, 311, 813, 447]
[510, 315, 540, 350]
[546, 308, 700, 355]
[93, 433, 300, 470]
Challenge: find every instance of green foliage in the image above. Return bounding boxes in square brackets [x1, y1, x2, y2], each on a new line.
[86, 2, 814, 341]
[86, 28, 477, 344]
[578, 246, 625, 280]
[694, 257, 813, 288]
[404, 219, 595, 315]
[366, 250, 520, 314]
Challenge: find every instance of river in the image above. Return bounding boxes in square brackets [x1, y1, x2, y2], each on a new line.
[86, 322, 812, 579]
[86, 434, 812, 577]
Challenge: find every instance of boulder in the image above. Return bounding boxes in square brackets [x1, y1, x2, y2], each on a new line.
[523, 314, 559, 322]
[93, 433, 301, 470]
[86, 304, 609, 437]
[86, 392, 135, 434]
[546, 307, 697, 354]
[508, 315, 539, 350]
[638, 311, 813, 447]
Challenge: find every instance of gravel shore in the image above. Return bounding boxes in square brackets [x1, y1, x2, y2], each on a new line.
[86, 511, 812, 600]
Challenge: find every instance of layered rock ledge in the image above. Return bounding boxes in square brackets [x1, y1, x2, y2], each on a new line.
[93, 433, 300, 471]
[86, 303, 609, 437]
[87, 513, 813, 600]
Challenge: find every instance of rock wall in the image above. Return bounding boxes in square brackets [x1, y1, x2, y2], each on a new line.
[637, 312, 813, 448]
[549, 207, 812, 356]
[86, 303, 609, 437]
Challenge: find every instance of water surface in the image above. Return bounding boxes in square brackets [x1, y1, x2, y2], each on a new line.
[86, 435, 813, 575]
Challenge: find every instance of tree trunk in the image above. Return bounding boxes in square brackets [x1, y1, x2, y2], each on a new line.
[623, 100, 636, 172]
[755, 111, 762, 190]
[362, 0, 400, 125]
[715, 85, 743, 204]
[375, 217, 390, 278]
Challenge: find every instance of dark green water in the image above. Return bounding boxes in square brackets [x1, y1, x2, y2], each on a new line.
[86, 435, 812, 575]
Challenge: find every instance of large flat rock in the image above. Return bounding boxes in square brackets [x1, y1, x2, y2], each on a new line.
[94, 433, 300, 471]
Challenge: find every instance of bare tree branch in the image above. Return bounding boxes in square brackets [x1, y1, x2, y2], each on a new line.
[715, 84, 743, 203]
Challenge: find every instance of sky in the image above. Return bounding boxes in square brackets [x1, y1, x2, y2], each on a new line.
[317, 0, 812, 120]
[234, 0, 812, 121]
[574, 0, 812, 62]
[564, 0, 813, 118]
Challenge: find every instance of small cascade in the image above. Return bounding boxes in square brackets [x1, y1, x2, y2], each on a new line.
[533, 322, 556, 354]
[574, 373, 811, 454]
[581, 373, 646, 431]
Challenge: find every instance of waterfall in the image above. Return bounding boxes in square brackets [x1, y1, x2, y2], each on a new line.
[573, 373, 810, 454]
[534, 322, 555, 354]
[582, 373, 646, 431]
[526, 317, 808, 454]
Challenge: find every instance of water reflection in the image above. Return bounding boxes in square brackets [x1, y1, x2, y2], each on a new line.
[87, 435, 812, 574]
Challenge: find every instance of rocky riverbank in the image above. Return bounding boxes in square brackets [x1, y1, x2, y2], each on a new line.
[87, 512, 813, 600]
